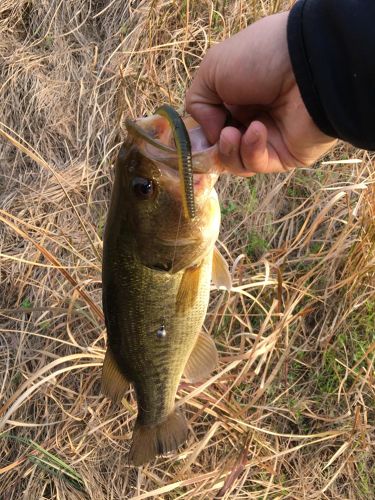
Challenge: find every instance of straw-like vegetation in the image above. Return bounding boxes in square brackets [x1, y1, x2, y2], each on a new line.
[0, 1, 374, 498]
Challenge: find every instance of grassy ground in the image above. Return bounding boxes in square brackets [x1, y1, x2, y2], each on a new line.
[0, 1, 374, 498]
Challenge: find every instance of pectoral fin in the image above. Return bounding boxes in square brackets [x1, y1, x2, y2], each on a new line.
[212, 246, 232, 290]
[101, 348, 130, 404]
[176, 265, 201, 313]
[183, 331, 218, 383]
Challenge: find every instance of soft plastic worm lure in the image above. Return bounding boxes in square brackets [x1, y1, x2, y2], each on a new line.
[155, 105, 195, 220]
[125, 105, 195, 219]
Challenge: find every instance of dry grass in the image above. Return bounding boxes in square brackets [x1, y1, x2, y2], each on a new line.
[0, 1, 374, 498]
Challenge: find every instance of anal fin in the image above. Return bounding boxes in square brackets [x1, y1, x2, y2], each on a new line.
[101, 348, 130, 404]
[212, 246, 232, 290]
[183, 331, 218, 383]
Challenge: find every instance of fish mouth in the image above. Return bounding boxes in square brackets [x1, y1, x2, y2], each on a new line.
[125, 113, 224, 175]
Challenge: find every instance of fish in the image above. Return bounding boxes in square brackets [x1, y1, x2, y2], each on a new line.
[101, 106, 231, 466]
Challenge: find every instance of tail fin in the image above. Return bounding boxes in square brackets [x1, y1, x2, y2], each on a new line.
[128, 409, 188, 466]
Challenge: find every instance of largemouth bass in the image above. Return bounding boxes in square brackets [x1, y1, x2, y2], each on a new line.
[102, 108, 230, 466]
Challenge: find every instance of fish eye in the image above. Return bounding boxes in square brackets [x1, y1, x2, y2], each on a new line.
[132, 176, 155, 199]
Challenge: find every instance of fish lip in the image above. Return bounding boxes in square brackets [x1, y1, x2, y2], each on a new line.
[127, 114, 222, 174]
[154, 236, 201, 247]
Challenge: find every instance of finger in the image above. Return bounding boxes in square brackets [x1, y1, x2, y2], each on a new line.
[218, 126, 255, 176]
[186, 100, 227, 144]
[225, 104, 261, 128]
[185, 63, 227, 144]
[240, 121, 269, 173]
[219, 121, 295, 176]
[240, 121, 292, 173]
[220, 126, 241, 157]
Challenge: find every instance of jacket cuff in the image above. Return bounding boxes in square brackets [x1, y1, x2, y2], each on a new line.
[287, 0, 336, 138]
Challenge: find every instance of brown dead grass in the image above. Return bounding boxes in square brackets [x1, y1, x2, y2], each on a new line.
[0, 1, 374, 499]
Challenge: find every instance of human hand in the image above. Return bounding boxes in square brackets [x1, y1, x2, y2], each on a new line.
[185, 12, 336, 175]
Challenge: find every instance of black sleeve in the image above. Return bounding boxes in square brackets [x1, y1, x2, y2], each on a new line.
[287, 0, 375, 150]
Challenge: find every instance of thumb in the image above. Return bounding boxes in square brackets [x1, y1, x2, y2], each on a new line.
[218, 121, 294, 175]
